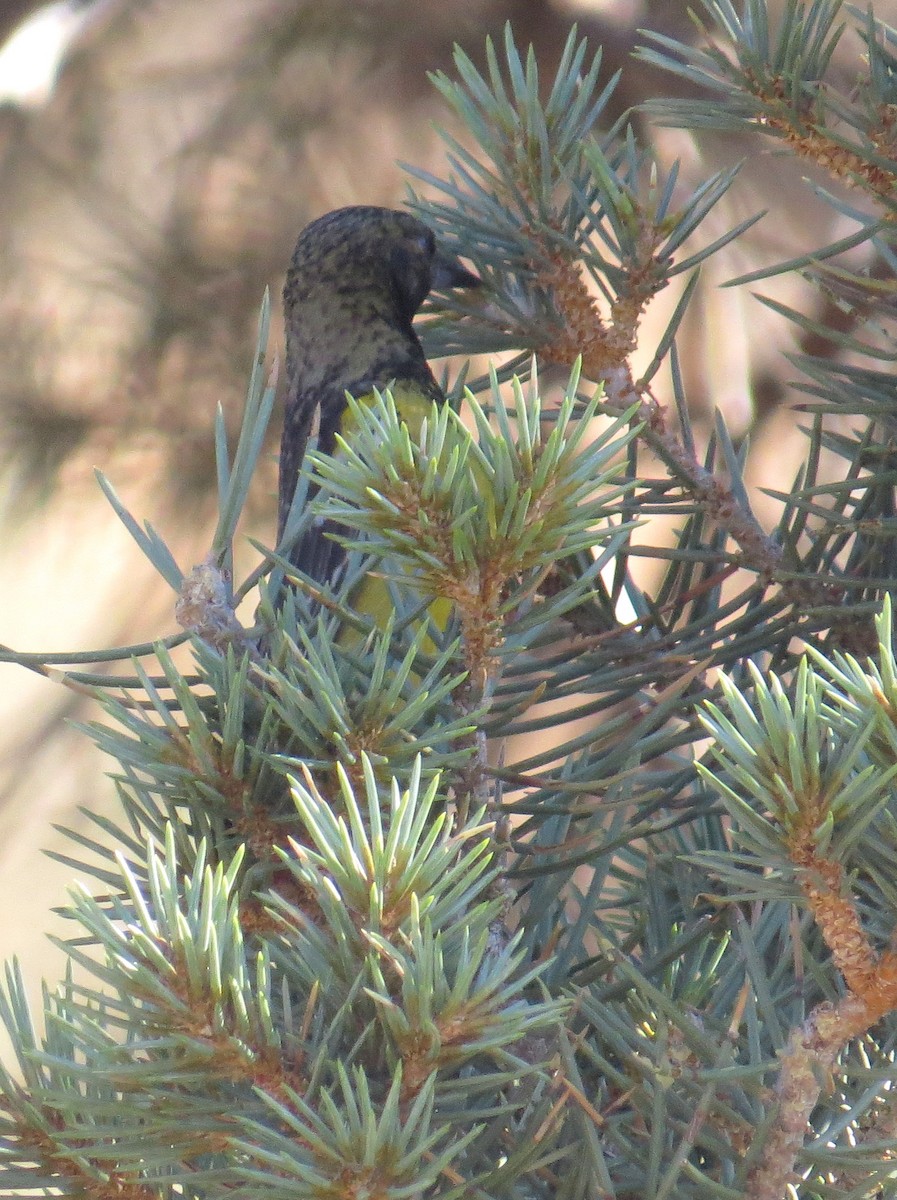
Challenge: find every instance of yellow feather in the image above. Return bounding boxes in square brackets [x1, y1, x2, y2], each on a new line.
[333, 382, 453, 653]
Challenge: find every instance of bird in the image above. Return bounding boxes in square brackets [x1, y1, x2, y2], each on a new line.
[277, 206, 481, 603]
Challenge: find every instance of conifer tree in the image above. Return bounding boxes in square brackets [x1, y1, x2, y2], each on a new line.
[4, 3, 897, 1197]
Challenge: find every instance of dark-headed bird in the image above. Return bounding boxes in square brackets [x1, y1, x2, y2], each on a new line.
[277, 205, 480, 596]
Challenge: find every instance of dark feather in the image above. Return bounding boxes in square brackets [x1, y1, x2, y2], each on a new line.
[277, 206, 479, 588]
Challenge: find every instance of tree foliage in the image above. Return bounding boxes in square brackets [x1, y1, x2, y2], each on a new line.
[4, 3, 897, 1196]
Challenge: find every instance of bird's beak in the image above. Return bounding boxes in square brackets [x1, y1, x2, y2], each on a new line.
[431, 247, 481, 292]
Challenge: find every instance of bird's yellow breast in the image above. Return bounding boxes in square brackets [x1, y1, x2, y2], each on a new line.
[332, 381, 452, 653]
[340, 379, 436, 441]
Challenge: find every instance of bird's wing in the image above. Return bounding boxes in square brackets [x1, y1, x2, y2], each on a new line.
[276, 374, 320, 548]
[285, 373, 443, 588]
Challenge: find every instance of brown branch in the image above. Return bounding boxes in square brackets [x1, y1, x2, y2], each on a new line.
[4, 1099, 161, 1200]
[748, 74, 897, 206]
[747, 795, 897, 1196]
[518, 210, 848, 616]
[745, 994, 870, 1200]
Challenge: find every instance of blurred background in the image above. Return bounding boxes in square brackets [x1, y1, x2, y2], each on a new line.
[0, 0, 888, 999]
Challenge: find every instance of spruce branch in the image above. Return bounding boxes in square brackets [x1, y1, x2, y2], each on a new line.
[0, 760, 566, 1196]
[8, 9, 897, 1196]
[301, 360, 639, 848]
[409, 24, 844, 613]
[309, 365, 639, 681]
[639, 0, 897, 209]
[744, 992, 887, 1200]
[699, 598, 897, 1195]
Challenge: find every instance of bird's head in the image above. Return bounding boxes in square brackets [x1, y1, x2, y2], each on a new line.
[284, 206, 480, 336]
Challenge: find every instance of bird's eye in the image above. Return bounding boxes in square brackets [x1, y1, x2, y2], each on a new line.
[412, 230, 435, 260]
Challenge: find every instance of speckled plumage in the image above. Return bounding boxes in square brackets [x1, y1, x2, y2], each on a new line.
[278, 205, 479, 584]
